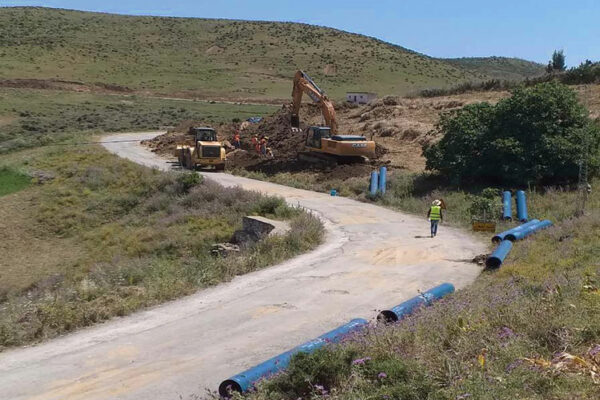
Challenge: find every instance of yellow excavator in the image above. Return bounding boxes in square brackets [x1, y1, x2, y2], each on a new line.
[291, 70, 376, 166]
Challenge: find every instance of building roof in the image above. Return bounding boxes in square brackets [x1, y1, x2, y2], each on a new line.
[346, 91, 377, 95]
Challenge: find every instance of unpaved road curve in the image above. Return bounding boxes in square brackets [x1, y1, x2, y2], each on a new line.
[0, 132, 485, 400]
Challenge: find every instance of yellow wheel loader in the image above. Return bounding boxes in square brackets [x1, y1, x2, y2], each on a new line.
[175, 127, 226, 171]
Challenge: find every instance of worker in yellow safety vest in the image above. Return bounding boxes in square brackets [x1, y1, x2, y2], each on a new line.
[427, 199, 443, 238]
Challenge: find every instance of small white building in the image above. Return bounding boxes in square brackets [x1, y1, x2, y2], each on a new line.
[346, 92, 377, 104]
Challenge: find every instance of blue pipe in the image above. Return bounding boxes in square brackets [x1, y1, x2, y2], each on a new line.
[218, 318, 368, 397]
[492, 219, 540, 243]
[485, 239, 513, 269]
[369, 171, 379, 196]
[377, 283, 455, 323]
[378, 167, 387, 194]
[505, 219, 553, 241]
[502, 191, 512, 221]
[516, 190, 528, 222]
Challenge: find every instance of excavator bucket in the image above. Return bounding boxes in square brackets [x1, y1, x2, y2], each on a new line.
[291, 114, 300, 128]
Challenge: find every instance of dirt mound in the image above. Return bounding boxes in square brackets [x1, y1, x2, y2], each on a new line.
[226, 149, 261, 169]
[143, 119, 241, 155]
[142, 132, 188, 154]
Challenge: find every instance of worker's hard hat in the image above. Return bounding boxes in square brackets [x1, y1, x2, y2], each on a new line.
[264, 136, 269, 139]
[432, 200, 441, 206]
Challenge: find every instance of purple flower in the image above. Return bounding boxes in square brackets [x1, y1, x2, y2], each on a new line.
[589, 344, 600, 357]
[352, 357, 371, 365]
[378, 372, 387, 379]
[498, 326, 515, 340]
[506, 359, 523, 373]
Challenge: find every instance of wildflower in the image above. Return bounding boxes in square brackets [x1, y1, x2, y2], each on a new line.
[378, 372, 387, 379]
[352, 357, 371, 365]
[498, 326, 515, 340]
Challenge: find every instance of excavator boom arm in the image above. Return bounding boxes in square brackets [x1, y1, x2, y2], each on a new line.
[291, 71, 338, 134]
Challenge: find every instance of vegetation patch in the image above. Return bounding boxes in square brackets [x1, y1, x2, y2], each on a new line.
[0, 166, 30, 196]
[0, 88, 277, 154]
[0, 145, 323, 349]
[424, 82, 600, 185]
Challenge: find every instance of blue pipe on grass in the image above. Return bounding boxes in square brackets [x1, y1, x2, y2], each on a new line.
[377, 283, 455, 323]
[378, 167, 387, 194]
[486, 239, 513, 269]
[516, 190, 528, 222]
[505, 219, 553, 241]
[218, 318, 368, 397]
[492, 219, 540, 243]
[369, 171, 379, 196]
[502, 191, 512, 221]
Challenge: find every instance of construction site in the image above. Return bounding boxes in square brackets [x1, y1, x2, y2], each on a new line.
[1, 5, 600, 400]
[144, 73, 600, 182]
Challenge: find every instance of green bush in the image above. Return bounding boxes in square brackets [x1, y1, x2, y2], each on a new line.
[424, 82, 600, 185]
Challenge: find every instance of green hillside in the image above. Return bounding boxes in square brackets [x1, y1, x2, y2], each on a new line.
[0, 7, 537, 100]
[445, 56, 545, 81]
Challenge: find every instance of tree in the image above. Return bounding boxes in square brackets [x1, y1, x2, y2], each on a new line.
[423, 82, 599, 185]
[551, 50, 566, 71]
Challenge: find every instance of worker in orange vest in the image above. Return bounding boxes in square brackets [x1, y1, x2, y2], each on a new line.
[251, 134, 259, 153]
[260, 136, 268, 156]
[232, 131, 241, 149]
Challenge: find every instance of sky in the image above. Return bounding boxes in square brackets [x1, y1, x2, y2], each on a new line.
[3, 0, 599, 66]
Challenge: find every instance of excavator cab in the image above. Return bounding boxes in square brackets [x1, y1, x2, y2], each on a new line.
[305, 126, 331, 149]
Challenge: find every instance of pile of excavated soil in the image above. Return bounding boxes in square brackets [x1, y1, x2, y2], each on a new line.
[142, 119, 241, 155]
[225, 149, 262, 169]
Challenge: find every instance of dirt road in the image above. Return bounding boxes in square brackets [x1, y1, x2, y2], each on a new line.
[0, 132, 486, 400]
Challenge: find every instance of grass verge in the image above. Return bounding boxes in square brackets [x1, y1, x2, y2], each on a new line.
[0, 145, 322, 349]
[0, 166, 30, 196]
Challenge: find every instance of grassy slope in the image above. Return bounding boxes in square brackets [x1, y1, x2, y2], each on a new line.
[0, 87, 277, 153]
[1, 7, 537, 100]
[445, 56, 545, 81]
[0, 144, 323, 349]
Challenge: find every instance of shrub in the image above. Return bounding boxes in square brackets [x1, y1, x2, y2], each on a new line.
[424, 82, 600, 185]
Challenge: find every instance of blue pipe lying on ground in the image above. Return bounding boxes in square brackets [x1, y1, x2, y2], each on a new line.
[502, 191, 512, 221]
[492, 219, 540, 243]
[218, 318, 368, 397]
[516, 190, 528, 222]
[379, 166, 387, 194]
[369, 171, 379, 196]
[377, 283, 455, 323]
[505, 219, 553, 241]
[486, 239, 513, 269]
